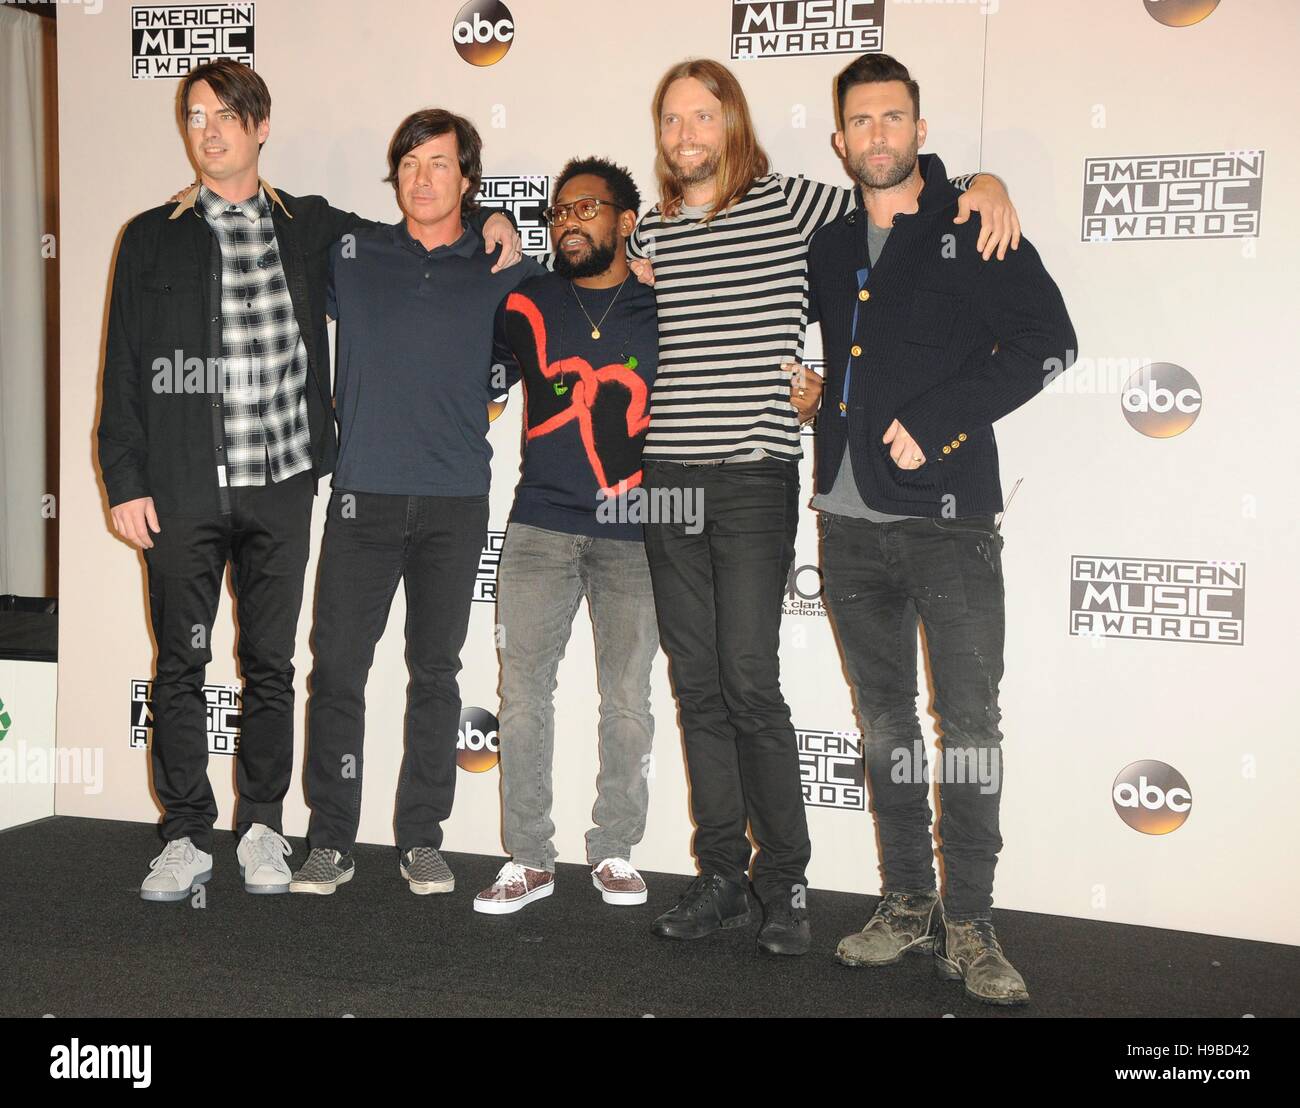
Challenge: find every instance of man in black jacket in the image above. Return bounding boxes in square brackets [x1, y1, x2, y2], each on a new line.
[98, 61, 517, 902]
[791, 54, 1076, 1004]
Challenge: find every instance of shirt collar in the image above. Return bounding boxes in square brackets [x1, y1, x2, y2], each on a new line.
[169, 178, 292, 221]
[197, 183, 267, 225]
[391, 218, 477, 259]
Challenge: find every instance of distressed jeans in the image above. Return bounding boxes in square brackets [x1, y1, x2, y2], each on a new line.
[819, 511, 1007, 920]
[497, 523, 658, 871]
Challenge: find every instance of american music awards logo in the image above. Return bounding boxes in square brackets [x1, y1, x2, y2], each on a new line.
[473, 530, 507, 603]
[129, 678, 242, 755]
[477, 176, 550, 256]
[130, 3, 255, 79]
[797, 727, 864, 810]
[1082, 150, 1264, 241]
[1069, 557, 1245, 645]
[730, 0, 884, 60]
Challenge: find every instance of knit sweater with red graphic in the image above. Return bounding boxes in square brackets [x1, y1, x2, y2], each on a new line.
[491, 272, 658, 541]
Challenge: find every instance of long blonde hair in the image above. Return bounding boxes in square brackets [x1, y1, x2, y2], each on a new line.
[651, 59, 769, 221]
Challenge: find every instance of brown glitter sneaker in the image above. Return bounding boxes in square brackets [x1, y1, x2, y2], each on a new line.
[473, 861, 554, 915]
[591, 857, 648, 905]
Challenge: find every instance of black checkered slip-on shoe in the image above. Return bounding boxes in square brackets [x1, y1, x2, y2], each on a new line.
[400, 847, 455, 895]
[289, 848, 355, 895]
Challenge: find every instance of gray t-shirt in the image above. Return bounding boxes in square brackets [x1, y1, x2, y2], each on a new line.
[811, 219, 920, 521]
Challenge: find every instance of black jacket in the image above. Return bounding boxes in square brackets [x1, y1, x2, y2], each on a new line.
[98, 185, 511, 513]
[807, 153, 1077, 517]
[98, 182, 363, 513]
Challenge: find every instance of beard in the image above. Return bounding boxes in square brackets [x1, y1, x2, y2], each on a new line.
[666, 145, 720, 188]
[849, 140, 919, 192]
[553, 229, 619, 280]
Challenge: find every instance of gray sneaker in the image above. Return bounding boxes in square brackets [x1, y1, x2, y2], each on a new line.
[237, 823, 292, 894]
[400, 847, 454, 895]
[836, 891, 942, 967]
[289, 848, 355, 895]
[934, 917, 1030, 1006]
[140, 837, 213, 903]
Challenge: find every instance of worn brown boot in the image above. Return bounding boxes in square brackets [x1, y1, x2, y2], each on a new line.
[934, 917, 1030, 1006]
[836, 891, 942, 967]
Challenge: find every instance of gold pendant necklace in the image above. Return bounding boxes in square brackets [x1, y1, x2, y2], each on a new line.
[570, 275, 630, 340]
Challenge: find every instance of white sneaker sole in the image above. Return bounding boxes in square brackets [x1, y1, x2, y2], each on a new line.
[473, 879, 554, 915]
[240, 864, 290, 894]
[140, 868, 212, 902]
[289, 868, 354, 895]
[401, 865, 454, 895]
[592, 872, 648, 905]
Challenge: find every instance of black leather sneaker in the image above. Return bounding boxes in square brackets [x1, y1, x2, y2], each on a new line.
[651, 874, 756, 940]
[756, 899, 811, 956]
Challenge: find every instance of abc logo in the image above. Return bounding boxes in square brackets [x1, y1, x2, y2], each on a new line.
[1143, 0, 1220, 28]
[1112, 759, 1192, 834]
[785, 564, 824, 602]
[457, 707, 500, 772]
[453, 1, 514, 67]
[1121, 362, 1202, 438]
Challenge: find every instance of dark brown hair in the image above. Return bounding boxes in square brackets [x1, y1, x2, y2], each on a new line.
[384, 109, 482, 217]
[178, 60, 271, 145]
[835, 53, 920, 127]
[651, 59, 769, 221]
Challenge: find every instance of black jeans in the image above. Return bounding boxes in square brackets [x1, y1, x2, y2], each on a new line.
[642, 458, 809, 907]
[142, 471, 314, 853]
[819, 511, 1007, 920]
[305, 489, 488, 853]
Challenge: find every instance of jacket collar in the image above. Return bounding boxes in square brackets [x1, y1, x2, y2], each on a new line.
[846, 152, 956, 228]
[169, 177, 292, 221]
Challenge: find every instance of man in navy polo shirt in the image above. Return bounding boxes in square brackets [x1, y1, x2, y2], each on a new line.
[291, 109, 542, 896]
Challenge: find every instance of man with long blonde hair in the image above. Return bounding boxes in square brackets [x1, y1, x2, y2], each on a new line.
[634, 58, 1019, 955]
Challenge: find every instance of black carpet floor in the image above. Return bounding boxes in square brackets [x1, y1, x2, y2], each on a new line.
[1, 816, 1295, 1018]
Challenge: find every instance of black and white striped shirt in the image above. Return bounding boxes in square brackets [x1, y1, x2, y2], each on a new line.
[629, 171, 972, 462]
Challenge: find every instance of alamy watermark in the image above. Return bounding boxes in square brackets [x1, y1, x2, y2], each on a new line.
[596, 485, 703, 534]
[0, 742, 103, 795]
[890, 739, 1001, 795]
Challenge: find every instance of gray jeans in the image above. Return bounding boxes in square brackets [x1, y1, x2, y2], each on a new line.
[497, 522, 658, 871]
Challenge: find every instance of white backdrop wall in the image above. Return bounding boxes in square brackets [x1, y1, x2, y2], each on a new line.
[0, 7, 56, 596]
[51, 0, 1299, 945]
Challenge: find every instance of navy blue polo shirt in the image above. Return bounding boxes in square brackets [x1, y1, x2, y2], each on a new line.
[327, 219, 542, 496]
